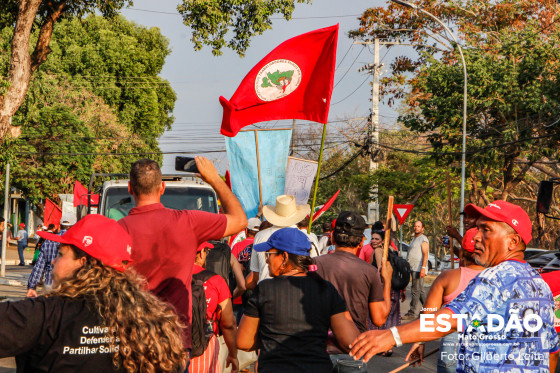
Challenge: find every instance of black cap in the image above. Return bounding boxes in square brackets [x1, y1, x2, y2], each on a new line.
[334, 211, 367, 237]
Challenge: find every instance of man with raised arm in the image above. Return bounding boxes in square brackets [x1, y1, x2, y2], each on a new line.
[118, 157, 247, 360]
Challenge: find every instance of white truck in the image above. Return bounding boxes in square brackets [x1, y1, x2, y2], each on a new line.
[84, 173, 219, 221]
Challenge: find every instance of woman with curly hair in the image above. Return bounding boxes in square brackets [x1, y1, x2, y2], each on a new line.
[0, 214, 186, 372]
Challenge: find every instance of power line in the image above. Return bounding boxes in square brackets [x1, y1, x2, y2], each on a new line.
[336, 44, 354, 69]
[124, 7, 361, 20]
[333, 47, 365, 89]
[331, 75, 370, 106]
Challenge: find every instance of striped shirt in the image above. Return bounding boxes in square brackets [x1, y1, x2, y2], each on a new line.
[27, 230, 66, 290]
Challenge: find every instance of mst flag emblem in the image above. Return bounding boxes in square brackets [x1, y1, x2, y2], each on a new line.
[219, 24, 338, 137]
[255, 59, 302, 101]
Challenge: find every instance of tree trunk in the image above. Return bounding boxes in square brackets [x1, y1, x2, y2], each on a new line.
[0, 0, 66, 140]
[0, 0, 42, 138]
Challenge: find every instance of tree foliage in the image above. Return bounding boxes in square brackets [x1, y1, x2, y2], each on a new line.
[0, 0, 133, 138]
[178, 0, 312, 56]
[0, 16, 175, 203]
[351, 0, 560, 204]
[0, 0, 305, 138]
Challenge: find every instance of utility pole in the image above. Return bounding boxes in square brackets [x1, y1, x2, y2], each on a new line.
[356, 38, 404, 224]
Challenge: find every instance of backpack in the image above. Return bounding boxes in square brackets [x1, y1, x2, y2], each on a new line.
[191, 270, 216, 357]
[372, 249, 412, 291]
[205, 241, 233, 287]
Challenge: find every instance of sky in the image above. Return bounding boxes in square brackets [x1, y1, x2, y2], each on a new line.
[119, 0, 403, 173]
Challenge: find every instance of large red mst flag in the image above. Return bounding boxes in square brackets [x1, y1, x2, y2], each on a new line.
[220, 24, 339, 137]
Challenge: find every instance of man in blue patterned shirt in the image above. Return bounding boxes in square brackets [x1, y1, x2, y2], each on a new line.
[26, 216, 75, 297]
[350, 201, 559, 372]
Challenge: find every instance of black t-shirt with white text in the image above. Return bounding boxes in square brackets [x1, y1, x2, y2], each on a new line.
[0, 296, 122, 372]
[245, 275, 346, 373]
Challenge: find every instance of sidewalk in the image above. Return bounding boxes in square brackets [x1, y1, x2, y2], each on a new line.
[0, 265, 32, 289]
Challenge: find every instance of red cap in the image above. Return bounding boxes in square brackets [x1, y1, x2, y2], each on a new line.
[19, 223, 25, 228]
[462, 228, 477, 253]
[38, 214, 133, 271]
[197, 241, 214, 252]
[464, 200, 532, 245]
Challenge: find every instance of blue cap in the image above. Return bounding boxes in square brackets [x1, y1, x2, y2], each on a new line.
[253, 228, 311, 256]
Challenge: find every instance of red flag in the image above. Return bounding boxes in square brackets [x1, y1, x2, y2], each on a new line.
[225, 170, 232, 190]
[312, 190, 340, 221]
[220, 24, 339, 137]
[44, 199, 62, 229]
[73, 181, 99, 207]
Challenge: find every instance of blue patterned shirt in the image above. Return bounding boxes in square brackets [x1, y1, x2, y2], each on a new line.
[27, 230, 66, 290]
[446, 260, 559, 372]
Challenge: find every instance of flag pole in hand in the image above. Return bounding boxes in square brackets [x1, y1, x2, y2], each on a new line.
[383, 196, 394, 261]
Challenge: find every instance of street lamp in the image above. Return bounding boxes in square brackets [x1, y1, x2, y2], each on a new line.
[391, 0, 468, 235]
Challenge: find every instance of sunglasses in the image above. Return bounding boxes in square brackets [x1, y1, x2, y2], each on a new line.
[264, 251, 281, 260]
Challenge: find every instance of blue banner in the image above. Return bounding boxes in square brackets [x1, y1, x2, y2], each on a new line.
[225, 129, 292, 219]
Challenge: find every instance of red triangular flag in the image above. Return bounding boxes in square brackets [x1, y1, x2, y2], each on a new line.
[220, 24, 339, 137]
[44, 199, 62, 229]
[73, 181, 99, 207]
[225, 170, 232, 190]
[312, 190, 340, 221]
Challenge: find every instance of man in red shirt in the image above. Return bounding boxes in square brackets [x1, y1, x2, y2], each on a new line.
[118, 157, 247, 358]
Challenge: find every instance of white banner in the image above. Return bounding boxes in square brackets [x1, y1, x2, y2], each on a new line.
[61, 201, 76, 218]
[284, 157, 318, 205]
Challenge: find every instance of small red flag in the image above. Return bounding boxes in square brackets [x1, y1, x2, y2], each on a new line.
[44, 199, 62, 229]
[312, 190, 340, 221]
[73, 180, 99, 207]
[220, 24, 339, 137]
[225, 170, 232, 190]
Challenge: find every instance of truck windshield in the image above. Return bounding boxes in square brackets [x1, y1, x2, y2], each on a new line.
[103, 186, 218, 221]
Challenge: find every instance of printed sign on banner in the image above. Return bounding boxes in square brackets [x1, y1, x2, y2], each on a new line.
[284, 157, 318, 205]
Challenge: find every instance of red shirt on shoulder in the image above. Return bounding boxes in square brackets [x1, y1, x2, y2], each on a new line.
[232, 237, 254, 258]
[118, 203, 227, 348]
[193, 264, 231, 333]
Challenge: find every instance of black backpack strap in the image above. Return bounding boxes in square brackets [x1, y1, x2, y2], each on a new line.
[194, 269, 217, 283]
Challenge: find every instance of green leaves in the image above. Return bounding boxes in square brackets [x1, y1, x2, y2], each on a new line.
[1, 15, 175, 203]
[177, 0, 311, 56]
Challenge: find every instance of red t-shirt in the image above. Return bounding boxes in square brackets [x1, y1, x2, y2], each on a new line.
[232, 237, 254, 258]
[118, 203, 227, 348]
[193, 265, 231, 333]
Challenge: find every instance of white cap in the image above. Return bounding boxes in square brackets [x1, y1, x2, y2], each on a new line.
[247, 217, 262, 231]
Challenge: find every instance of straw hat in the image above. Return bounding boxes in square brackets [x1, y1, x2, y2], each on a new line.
[262, 195, 310, 227]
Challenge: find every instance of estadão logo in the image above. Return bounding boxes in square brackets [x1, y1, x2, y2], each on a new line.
[419, 313, 543, 333]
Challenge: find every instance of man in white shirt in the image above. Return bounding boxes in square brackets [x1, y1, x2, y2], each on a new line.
[402, 220, 429, 320]
[297, 216, 320, 257]
[245, 195, 310, 289]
